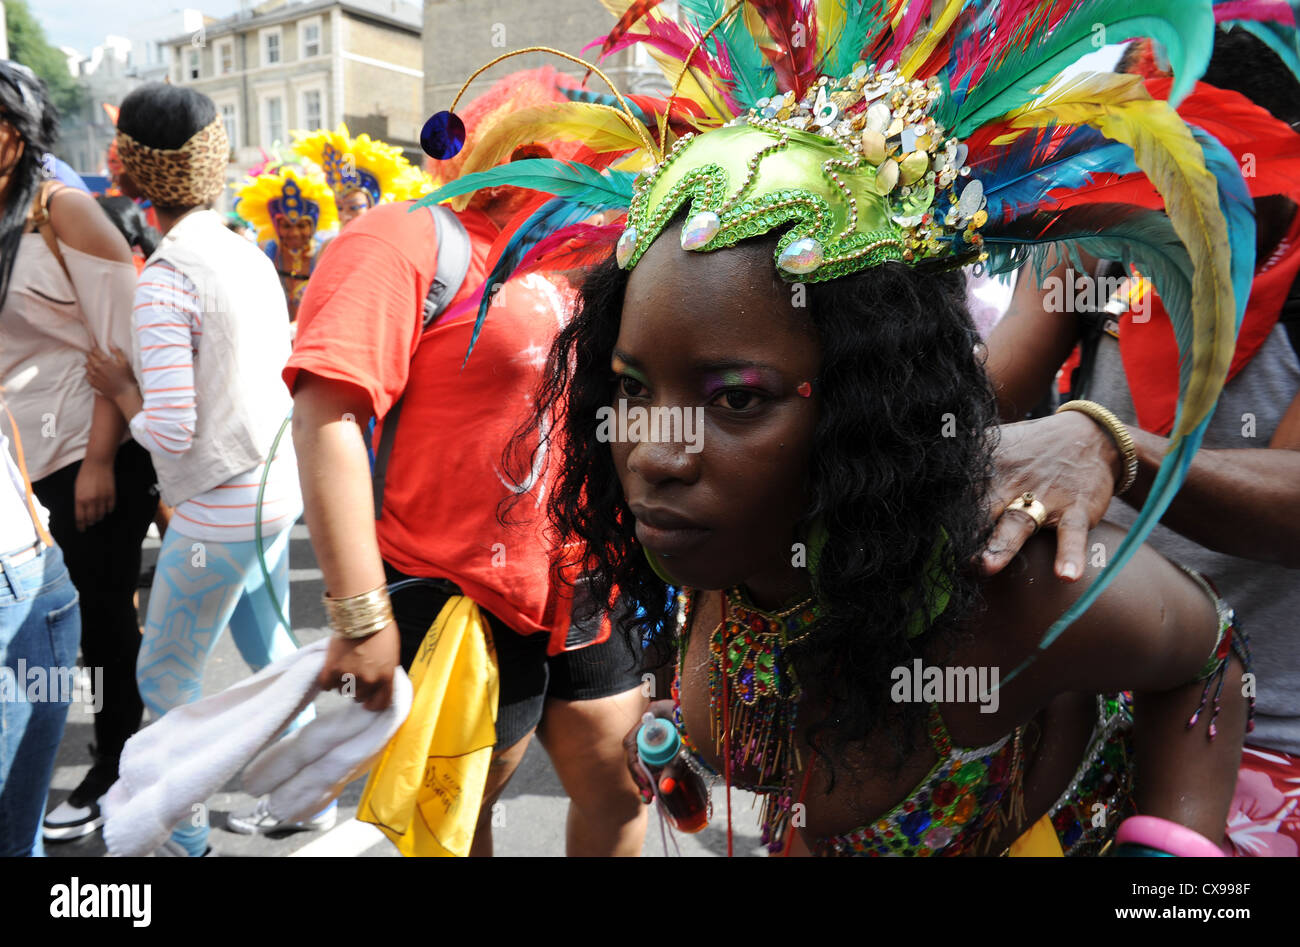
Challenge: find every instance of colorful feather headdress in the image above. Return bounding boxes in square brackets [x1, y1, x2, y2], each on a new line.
[413, 0, 1293, 673]
[234, 165, 339, 244]
[292, 123, 432, 205]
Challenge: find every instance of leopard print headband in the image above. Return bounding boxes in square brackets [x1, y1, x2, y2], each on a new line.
[116, 115, 228, 208]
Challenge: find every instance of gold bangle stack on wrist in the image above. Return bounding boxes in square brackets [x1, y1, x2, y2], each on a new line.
[324, 584, 394, 639]
[1055, 399, 1139, 496]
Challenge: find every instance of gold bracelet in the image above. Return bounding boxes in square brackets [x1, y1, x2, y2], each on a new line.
[323, 584, 394, 640]
[1055, 399, 1138, 496]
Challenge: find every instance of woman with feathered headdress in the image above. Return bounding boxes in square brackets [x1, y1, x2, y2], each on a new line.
[235, 165, 338, 321]
[409, 0, 1279, 856]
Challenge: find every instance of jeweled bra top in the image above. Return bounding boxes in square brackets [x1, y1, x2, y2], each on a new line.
[672, 589, 1026, 856]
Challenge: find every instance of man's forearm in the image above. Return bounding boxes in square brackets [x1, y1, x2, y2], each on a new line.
[1120, 426, 1300, 567]
[292, 381, 388, 599]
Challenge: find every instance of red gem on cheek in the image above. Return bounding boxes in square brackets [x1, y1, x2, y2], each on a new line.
[796, 381, 812, 398]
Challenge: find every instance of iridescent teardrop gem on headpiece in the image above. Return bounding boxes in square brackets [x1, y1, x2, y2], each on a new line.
[778, 237, 824, 275]
[420, 110, 466, 160]
[680, 211, 721, 250]
[616, 226, 638, 268]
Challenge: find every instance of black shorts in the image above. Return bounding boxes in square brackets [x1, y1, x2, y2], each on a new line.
[383, 563, 644, 750]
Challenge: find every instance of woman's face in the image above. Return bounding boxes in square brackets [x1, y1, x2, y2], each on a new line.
[0, 112, 25, 201]
[275, 215, 315, 252]
[338, 188, 373, 227]
[611, 225, 821, 598]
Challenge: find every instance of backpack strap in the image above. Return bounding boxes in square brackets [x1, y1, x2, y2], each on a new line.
[371, 205, 472, 519]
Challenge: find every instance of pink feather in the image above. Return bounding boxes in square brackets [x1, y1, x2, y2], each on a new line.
[1214, 1, 1296, 25]
[880, 0, 933, 65]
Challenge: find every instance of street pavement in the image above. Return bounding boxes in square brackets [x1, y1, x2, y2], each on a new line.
[44, 523, 767, 858]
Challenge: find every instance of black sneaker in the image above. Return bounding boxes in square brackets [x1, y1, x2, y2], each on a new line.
[43, 744, 117, 842]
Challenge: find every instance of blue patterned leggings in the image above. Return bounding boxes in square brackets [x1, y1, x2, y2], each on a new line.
[137, 525, 311, 854]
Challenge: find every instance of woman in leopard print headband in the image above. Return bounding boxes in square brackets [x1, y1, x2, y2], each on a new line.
[115, 106, 228, 211]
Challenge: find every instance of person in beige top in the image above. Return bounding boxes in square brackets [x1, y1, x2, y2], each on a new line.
[0, 59, 160, 844]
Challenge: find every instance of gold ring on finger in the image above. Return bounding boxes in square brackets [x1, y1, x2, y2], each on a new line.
[1002, 491, 1047, 532]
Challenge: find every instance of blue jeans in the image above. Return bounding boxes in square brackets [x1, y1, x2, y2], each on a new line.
[0, 542, 81, 857]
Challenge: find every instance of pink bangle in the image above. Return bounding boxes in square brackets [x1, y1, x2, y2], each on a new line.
[1115, 816, 1225, 857]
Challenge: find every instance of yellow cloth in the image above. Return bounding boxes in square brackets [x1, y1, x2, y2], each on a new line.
[1008, 813, 1065, 857]
[356, 596, 498, 857]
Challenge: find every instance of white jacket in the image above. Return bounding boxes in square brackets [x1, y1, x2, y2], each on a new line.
[137, 208, 293, 506]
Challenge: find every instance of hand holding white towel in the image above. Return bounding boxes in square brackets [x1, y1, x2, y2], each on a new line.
[102, 638, 411, 856]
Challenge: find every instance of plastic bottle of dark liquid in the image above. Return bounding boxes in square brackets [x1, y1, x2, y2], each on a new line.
[636, 712, 709, 833]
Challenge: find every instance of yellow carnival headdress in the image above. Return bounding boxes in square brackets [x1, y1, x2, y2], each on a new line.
[234, 165, 339, 243]
[292, 123, 432, 205]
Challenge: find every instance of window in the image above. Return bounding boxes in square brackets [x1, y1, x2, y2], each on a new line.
[301, 19, 321, 58]
[264, 29, 281, 66]
[220, 103, 238, 151]
[217, 40, 234, 75]
[265, 96, 283, 145]
[187, 49, 199, 80]
[302, 90, 322, 131]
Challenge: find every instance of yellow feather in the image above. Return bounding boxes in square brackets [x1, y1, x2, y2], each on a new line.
[815, 0, 847, 65]
[459, 103, 654, 181]
[1007, 74, 1236, 440]
[742, 4, 774, 49]
[646, 45, 732, 123]
[899, 0, 966, 77]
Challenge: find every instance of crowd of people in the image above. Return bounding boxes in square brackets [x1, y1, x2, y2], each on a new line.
[0, 0, 1297, 860]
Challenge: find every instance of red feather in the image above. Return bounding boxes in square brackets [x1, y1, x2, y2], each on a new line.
[747, 0, 819, 99]
[515, 222, 625, 276]
[587, 0, 669, 68]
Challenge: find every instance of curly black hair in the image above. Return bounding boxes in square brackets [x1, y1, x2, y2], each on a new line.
[505, 236, 999, 771]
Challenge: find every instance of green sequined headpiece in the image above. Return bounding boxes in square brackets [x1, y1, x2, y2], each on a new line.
[616, 64, 988, 281]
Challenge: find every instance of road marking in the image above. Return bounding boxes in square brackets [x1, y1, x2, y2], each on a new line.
[289, 567, 323, 582]
[289, 818, 388, 857]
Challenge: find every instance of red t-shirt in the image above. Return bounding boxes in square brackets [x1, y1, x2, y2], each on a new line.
[284, 201, 573, 648]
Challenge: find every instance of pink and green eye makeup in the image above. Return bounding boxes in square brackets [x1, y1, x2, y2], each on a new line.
[702, 367, 775, 399]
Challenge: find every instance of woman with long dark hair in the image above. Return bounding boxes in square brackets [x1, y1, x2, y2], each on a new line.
[431, 1, 1262, 855]
[0, 59, 156, 848]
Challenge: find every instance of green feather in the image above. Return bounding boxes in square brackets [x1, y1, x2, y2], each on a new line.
[955, 0, 1216, 136]
[824, 1, 892, 77]
[678, 0, 774, 107]
[413, 158, 634, 210]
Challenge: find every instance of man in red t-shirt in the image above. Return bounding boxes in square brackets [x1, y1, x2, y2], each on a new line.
[283, 189, 648, 856]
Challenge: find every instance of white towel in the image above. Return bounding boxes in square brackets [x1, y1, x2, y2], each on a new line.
[102, 638, 411, 856]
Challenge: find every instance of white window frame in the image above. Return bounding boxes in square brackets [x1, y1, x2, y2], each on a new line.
[261, 93, 285, 146]
[298, 84, 325, 132]
[216, 99, 240, 153]
[186, 48, 200, 80]
[216, 38, 235, 75]
[299, 16, 323, 59]
[261, 26, 283, 67]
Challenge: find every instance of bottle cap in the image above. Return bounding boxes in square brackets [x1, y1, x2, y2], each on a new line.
[636, 715, 681, 768]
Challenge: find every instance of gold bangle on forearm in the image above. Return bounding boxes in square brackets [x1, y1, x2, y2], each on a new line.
[324, 584, 394, 640]
[1055, 399, 1139, 496]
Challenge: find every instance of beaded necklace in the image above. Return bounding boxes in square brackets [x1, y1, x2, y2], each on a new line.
[680, 587, 820, 852]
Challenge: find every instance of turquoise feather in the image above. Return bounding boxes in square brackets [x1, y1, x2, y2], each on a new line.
[678, 0, 774, 107]
[412, 158, 634, 211]
[955, 0, 1217, 136]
